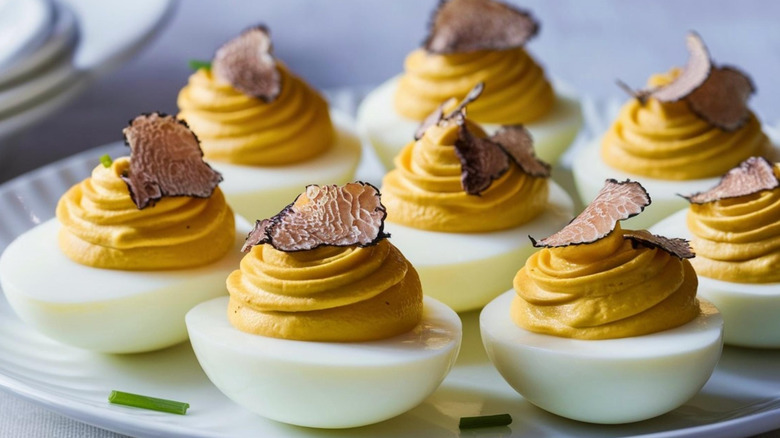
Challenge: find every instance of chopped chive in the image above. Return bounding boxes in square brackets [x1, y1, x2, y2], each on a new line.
[459, 413, 512, 429]
[99, 154, 113, 168]
[108, 390, 189, 415]
[188, 59, 212, 71]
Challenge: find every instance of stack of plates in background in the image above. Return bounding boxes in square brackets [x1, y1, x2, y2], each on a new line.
[0, 0, 175, 144]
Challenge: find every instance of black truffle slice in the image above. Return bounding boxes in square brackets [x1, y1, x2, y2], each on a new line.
[490, 125, 550, 177]
[650, 32, 712, 102]
[453, 123, 510, 195]
[241, 182, 390, 253]
[531, 179, 650, 247]
[424, 0, 538, 54]
[686, 66, 756, 131]
[616, 32, 755, 131]
[121, 113, 223, 210]
[683, 156, 779, 204]
[212, 25, 281, 102]
[623, 229, 695, 259]
[415, 98, 454, 140]
[415, 82, 484, 140]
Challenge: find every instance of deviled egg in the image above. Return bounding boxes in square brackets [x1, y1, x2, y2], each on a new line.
[186, 182, 462, 428]
[652, 157, 780, 348]
[573, 32, 777, 228]
[357, 0, 582, 170]
[380, 85, 574, 312]
[0, 113, 247, 354]
[481, 179, 723, 424]
[178, 26, 361, 222]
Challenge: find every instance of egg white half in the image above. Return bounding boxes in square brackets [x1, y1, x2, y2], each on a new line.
[356, 75, 583, 170]
[385, 180, 574, 313]
[211, 109, 362, 223]
[652, 209, 780, 348]
[480, 291, 723, 424]
[186, 296, 462, 429]
[0, 216, 251, 354]
[572, 139, 780, 229]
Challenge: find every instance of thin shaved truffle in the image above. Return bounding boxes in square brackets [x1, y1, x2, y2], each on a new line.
[212, 26, 281, 102]
[454, 124, 510, 195]
[415, 82, 483, 139]
[121, 113, 222, 209]
[623, 229, 695, 259]
[414, 98, 452, 140]
[617, 32, 755, 131]
[683, 156, 779, 204]
[424, 0, 538, 54]
[491, 125, 550, 177]
[651, 32, 711, 102]
[686, 66, 756, 131]
[531, 179, 650, 247]
[242, 182, 389, 252]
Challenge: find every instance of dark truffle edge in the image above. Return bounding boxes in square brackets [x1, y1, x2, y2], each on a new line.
[241, 182, 391, 253]
[529, 178, 652, 248]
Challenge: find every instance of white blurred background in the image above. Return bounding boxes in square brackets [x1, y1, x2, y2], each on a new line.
[3, 0, 780, 184]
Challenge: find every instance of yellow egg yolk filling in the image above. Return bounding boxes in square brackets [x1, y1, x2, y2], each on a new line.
[601, 69, 772, 180]
[227, 239, 423, 342]
[56, 157, 235, 270]
[394, 48, 554, 124]
[177, 64, 334, 166]
[381, 121, 548, 232]
[687, 165, 780, 283]
[511, 225, 700, 339]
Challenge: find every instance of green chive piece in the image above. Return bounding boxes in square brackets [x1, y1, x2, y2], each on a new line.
[99, 154, 113, 168]
[108, 390, 189, 415]
[459, 413, 512, 429]
[188, 59, 212, 71]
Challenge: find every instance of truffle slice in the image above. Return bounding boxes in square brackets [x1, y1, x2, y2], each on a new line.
[453, 123, 510, 195]
[415, 82, 484, 140]
[531, 179, 650, 247]
[121, 113, 223, 209]
[683, 156, 779, 204]
[424, 0, 538, 54]
[414, 98, 453, 140]
[212, 26, 281, 102]
[617, 32, 755, 131]
[686, 66, 756, 131]
[490, 125, 551, 177]
[242, 182, 389, 252]
[623, 229, 695, 259]
[650, 32, 712, 102]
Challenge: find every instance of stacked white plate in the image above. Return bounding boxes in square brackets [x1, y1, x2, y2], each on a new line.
[0, 0, 175, 142]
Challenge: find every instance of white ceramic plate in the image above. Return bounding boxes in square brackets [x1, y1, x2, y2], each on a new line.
[0, 0, 176, 141]
[0, 143, 780, 437]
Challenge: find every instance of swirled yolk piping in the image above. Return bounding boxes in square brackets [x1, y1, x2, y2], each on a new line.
[394, 48, 554, 124]
[177, 63, 334, 166]
[601, 69, 772, 180]
[227, 239, 423, 342]
[56, 157, 235, 270]
[381, 121, 548, 232]
[511, 224, 700, 339]
[687, 165, 780, 283]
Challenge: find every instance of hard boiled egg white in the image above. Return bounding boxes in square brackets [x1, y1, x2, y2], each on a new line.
[186, 296, 462, 429]
[481, 291, 723, 424]
[0, 216, 251, 354]
[357, 76, 583, 170]
[572, 139, 780, 229]
[385, 181, 574, 313]
[212, 109, 362, 223]
[652, 209, 780, 348]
